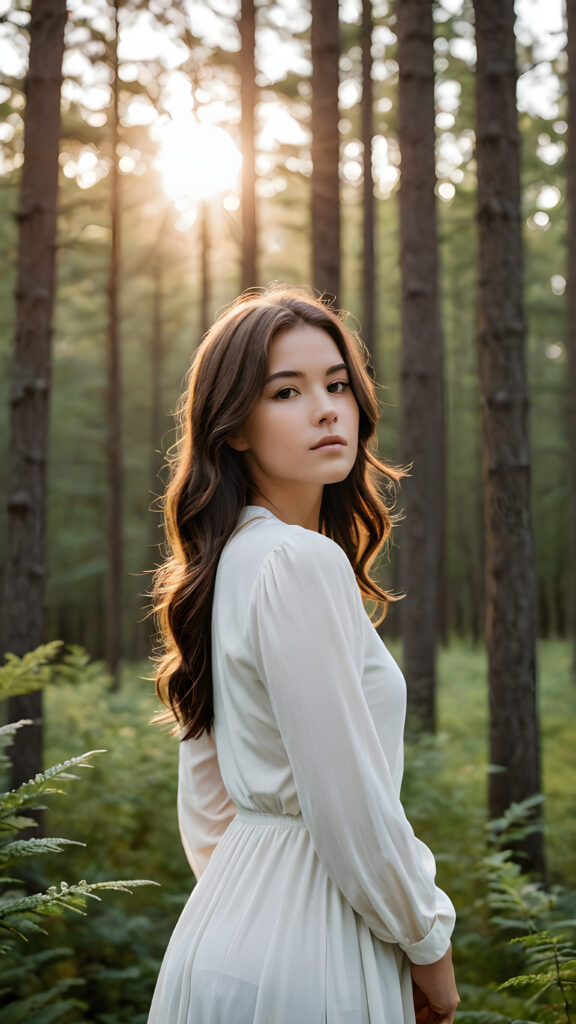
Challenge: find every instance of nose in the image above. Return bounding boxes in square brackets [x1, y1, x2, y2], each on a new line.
[312, 388, 338, 426]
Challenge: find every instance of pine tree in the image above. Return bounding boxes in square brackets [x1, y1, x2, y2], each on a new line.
[566, 0, 576, 676]
[311, 0, 340, 302]
[396, 0, 444, 731]
[2, 0, 67, 797]
[105, 0, 124, 691]
[240, 0, 257, 290]
[361, 0, 376, 366]
[473, 0, 545, 873]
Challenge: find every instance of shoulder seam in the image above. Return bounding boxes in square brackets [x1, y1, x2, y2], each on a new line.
[247, 528, 352, 607]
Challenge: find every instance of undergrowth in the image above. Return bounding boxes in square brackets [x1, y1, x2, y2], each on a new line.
[0, 643, 158, 1022]
[1, 637, 573, 1021]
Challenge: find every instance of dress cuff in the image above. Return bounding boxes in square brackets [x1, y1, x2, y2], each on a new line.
[399, 891, 456, 965]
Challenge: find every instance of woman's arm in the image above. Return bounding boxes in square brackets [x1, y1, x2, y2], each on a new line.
[177, 729, 236, 879]
[248, 529, 456, 964]
[412, 946, 460, 1022]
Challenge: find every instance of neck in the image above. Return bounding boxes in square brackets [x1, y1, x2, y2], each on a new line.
[249, 486, 323, 532]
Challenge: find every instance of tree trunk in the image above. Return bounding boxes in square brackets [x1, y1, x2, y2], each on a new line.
[361, 0, 376, 368]
[106, 0, 123, 691]
[240, 0, 257, 291]
[311, 0, 340, 303]
[567, 0, 576, 677]
[1, 0, 66, 796]
[199, 198, 210, 338]
[149, 254, 163, 561]
[396, 0, 444, 732]
[473, 0, 545, 874]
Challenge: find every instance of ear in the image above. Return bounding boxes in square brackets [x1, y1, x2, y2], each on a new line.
[227, 433, 250, 452]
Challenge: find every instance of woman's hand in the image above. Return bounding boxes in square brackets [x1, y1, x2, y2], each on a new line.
[410, 945, 460, 1023]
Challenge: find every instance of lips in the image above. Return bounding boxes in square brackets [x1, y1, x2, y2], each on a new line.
[311, 435, 347, 450]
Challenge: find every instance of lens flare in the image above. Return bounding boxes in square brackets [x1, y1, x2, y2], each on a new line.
[155, 119, 242, 202]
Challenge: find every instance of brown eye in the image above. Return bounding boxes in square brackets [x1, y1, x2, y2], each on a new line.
[273, 387, 299, 400]
[327, 381, 350, 394]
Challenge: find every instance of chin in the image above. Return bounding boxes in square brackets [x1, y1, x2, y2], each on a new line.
[322, 466, 355, 485]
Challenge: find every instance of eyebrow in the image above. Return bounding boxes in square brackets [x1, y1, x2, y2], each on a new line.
[264, 362, 348, 385]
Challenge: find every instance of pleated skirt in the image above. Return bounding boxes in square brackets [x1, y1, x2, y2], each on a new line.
[148, 810, 416, 1024]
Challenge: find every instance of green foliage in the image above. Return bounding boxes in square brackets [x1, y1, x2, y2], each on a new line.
[487, 793, 546, 849]
[0, 649, 183, 1019]
[0, 642, 72, 701]
[482, 848, 555, 933]
[0, 943, 87, 1024]
[478, 846, 576, 1023]
[2, 750, 105, 822]
[0, 641, 112, 703]
[0, 644, 158, 1021]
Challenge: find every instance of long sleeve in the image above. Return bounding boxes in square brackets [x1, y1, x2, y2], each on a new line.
[247, 530, 455, 965]
[177, 729, 237, 880]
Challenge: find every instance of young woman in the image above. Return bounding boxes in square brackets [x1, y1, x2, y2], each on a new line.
[148, 286, 459, 1024]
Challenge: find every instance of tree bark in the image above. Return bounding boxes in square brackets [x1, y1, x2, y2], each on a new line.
[106, 0, 123, 691]
[149, 254, 163, 558]
[397, 0, 444, 732]
[240, 0, 257, 291]
[311, 0, 340, 303]
[566, 0, 576, 677]
[199, 198, 210, 338]
[2, 0, 66, 795]
[473, 0, 545, 873]
[361, 0, 376, 368]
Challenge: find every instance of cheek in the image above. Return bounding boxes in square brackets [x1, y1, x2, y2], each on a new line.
[348, 395, 360, 431]
[348, 402, 361, 457]
[243, 405, 291, 457]
[241, 405, 268, 446]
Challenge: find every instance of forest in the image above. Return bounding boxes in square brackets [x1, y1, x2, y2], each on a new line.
[0, 0, 575, 1021]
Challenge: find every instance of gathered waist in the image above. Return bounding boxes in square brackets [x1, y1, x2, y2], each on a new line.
[235, 807, 306, 829]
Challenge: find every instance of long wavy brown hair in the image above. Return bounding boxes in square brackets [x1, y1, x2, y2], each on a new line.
[151, 285, 407, 739]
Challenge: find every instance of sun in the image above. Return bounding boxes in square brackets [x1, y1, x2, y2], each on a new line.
[155, 118, 243, 203]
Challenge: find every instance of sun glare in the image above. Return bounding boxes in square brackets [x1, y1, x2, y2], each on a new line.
[155, 119, 242, 203]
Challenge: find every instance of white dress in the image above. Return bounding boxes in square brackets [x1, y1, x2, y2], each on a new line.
[148, 506, 456, 1024]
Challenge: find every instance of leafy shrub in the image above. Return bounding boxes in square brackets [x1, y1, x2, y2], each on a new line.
[0, 642, 158, 1021]
[481, 845, 576, 1023]
[39, 655, 192, 1020]
[398, 642, 576, 1022]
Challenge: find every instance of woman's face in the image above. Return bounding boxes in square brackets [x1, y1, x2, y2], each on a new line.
[229, 323, 360, 505]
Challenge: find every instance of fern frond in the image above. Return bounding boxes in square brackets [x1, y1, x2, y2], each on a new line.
[497, 973, 544, 989]
[0, 720, 33, 739]
[0, 979, 85, 1023]
[0, 837, 84, 867]
[0, 815, 38, 835]
[487, 793, 546, 842]
[2, 877, 159, 920]
[0, 643, 66, 700]
[0, 750, 106, 818]
[0, 642, 112, 702]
